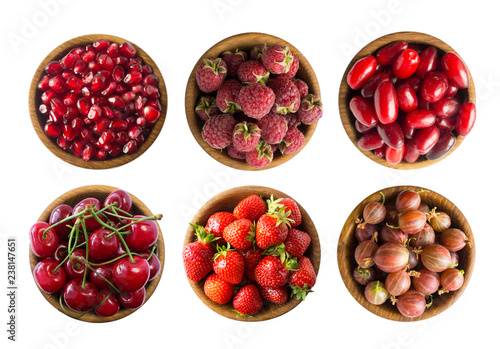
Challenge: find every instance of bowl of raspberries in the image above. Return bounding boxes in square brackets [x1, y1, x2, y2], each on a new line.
[185, 32, 322, 170]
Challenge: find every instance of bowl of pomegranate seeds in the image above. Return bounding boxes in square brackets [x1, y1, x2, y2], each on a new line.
[29, 185, 164, 322]
[185, 32, 322, 171]
[337, 185, 475, 321]
[182, 185, 321, 321]
[29, 34, 167, 169]
[339, 31, 476, 169]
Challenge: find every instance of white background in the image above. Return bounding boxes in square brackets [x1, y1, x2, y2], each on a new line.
[1, 0, 498, 348]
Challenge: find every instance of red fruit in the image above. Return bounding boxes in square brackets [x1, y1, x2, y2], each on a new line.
[223, 219, 255, 250]
[413, 125, 440, 154]
[430, 97, 460, 118]
[421, 244, 452, 272]
[353, 266, 376, 286]
[237, 60, 269, 84]
[405, 109, 436, 129]
[195, 58, 227, 93]
[233, 195, 267, 221]
[254, 255, 290, 287]
[201, 114, 237, 149]
[280, 126, 305, 155]
[117, 287, 146, 309]
[94, 290, 120, 317]
[261, 45, 294, 75]
[279, 198, 301, 228]
[112, 256, 150, 293]
[439, 228, 470, 251]
[124, 216, 159, 252]
[392, 49, 420, 79]
[63, 279, 98, 312]
[425, 131, 456, 161]
[119, 42, 137, 58]
[439, 268, 464, 293]
[233, 284, 263, 316]
[376, 41, 408, 66]
[413, 268, 440, 295]
[195, 95, 219, 122]
[354, 240, 378, 268]
[216, 79, 242, 114]
[213, 246, 245, 284]
[33, 259, 67, 293]
[377, 121, 404, 149]
[373, 242, 409, 273]
[396, 290, 426, 318]
[414, 46, 438, 78]
[205, 212, 236, 245]
[347, 56, 377, 90]
[364, 280, 389, 305]
[258, 285, 288, 304]
[363, 201, 386, 224]
[291, 78, 309, 99]
[203, 273, 235, 304]
[30, 222, 59, 259]
[456, 102, 476, 136]
[284, 228, 311, 258]
[257, 113, 288, 144]
[256, 207, 292, 250]
[379, 225, 407, 244]
[49, 204, 73, 241]
[233, 122, 261, 152]
[374, 81, 398, 124]
[222, 49, 248, 78]
[240, 247, 263, 281]
[245, 140, 273, 168]
[183, 224, 217, 282]
[272, 78, 301, 115]
[398, 210, 426, 234]
[358, 130, 384, 150]
[289, 256, 316, 299]
[88, 229, 119, 262]
[421, 72, 449, 103]
[238, 83, 275, 119]
[385, 270, 411, 297]
[441, 52, 469, 89]
[298, 94, 323, 125]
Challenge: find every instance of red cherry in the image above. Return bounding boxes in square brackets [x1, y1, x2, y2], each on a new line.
[89, 264, 115, 290]
[112, 256, 150, 293]
[63, 249, 87, 279]
[49, 204, 73, 240]
[124, 216, 159, 252]
[33, 259, 66, 293]
[53, 242, 69, 262]
[117, 287, 146, 309]
[63, 279, 98, 312]
[30, 222, 59, 258]
[103, 189, 133, 224]
[88, 229, 119, 262]
[139, 251, 161, 281]
[94, 290, 120, 317]
[72, 197, 103, 231]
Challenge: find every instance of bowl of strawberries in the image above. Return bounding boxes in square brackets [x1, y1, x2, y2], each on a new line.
[182, 185, 320, 321]
[185, 32, 322, 170]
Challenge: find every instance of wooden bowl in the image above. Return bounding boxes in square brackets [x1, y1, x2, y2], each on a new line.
[337, 185, 475, 321]
[338, 31, 476, 169]
[184, 185, 321, 321]
[185, 32, 321, 171]
[29, 185, 165, 322]
[29, 34, 168, 169]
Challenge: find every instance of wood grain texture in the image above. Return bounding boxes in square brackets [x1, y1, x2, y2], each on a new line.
[29, 185, 165, 322]
[183, 185, 321, 321]
[29, 34, 168, 169]
[185, 32, 321, 171]
[337, 185, 475, 322]
[338, 31, 476, 170]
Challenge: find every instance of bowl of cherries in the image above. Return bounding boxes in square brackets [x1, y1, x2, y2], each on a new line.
[339, 31, 476, 169]
[337, 186, 475, 321]
[29, 34, 167, 169]
[29, 185, 164, 322]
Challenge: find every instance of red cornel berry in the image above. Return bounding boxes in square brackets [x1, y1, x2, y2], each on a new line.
[37, 40, 161, 162]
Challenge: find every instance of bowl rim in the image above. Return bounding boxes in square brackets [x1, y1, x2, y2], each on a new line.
[184, 31, 321, 171]
[338, 31, 476, 170]
[28, 33, 168, 170]
[29, 184, 165, 322]
[183, 184, 321, 321]
[337, 185, 475, 322]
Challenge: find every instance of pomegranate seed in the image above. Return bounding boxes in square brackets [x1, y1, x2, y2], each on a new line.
[77, 98, 91, 115]
[71, 117, 84, 130]
[142, 65, 153, 75]
[115, 131, 129, 145]
[143, 85, 159, 99]
[101, 82, 117, 96]
[91, 96, 108, 106]
[95, 149, 108, 160]
[136, 116, 147, 127]
[102, 106, 114, 119]
[124, 72, 142, 85]
[110, 118, 128, 131]
[97, 54, 114, 70]
[57, 136, 70, 150]
[122, 91, 136, 103]
[93, 39, 110, 52]
[65, 76, 83, 90]
[93, 119, 109, 134]
[38, 75, 50, 91]
[49, 110, 62, 123]
[143, 106, 160, 124]
[44, 122, 61, 138]
[82, 71, 94, 86]
[146, 99, 161, 111]
[124, 103, 135, 114]
[115, 83, 128, 94]
[91, 73, 106, 92]
[60, 53, 78, 70]
[45, 61, 62, 75]
[61, 71, 74, 80]
[134, 95, 146, 110]
[71, 139, 86, 158]
[64, 93, 78, 106]
[128, 125, 142, 140]
[112, 66, 125, 83]
[80, 127, 93, 141]
[143, 74, 159, 86]
[136, 134, 145, 146]
[70, 47, 85, 56]
[41, 89, 57, 104]
[108, 142, 121, 157]
[131, 84, 142, 94]
[39, 104, 49, 114]
[81, 87, 91, 97]
[107, 43, 119, 57]
[65, 106, 79, 119]
[88, 105, 102, 121]
[98, 129, 116, 145]
[108, 95, 126, 108]
[123, 139, 137, 154]
[62, 124, 78, 141]
[50, 98, 66, 117]
[128, 63, 142, 73]
[49, 76, 66, 94]
[113, 55, 128, 66]
[82, 143, 96, 161]
[73, 60, 87, 75]
[88, 61, 101, 71]
[119, 42, 137, 58]
[82, 50, 96, 63]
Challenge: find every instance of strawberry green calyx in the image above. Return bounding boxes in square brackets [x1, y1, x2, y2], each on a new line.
[290, 283, 314, 301]
[232, 309, 254, 318]
[263, 242, 288, 262]
[266, 195, 283, 214]
[301, 94, 323, 111]
[213, 243, 235, 260]
[203, 58, 227, 75]
[234, 122, 261, 142]
[190, 222, 218, 244]
[265, 196, 295, 228]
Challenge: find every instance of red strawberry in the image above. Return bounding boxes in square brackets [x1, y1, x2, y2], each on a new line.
[255, 198, 293, 249]
[195, 57, 227, 93]
[204, 273, 235, 304]
[245, 140, 273, 169]
[201, 114, 237, 149]
[298, 94, 323, 125]
[254, 255, 290, 287]
[237, 60, 270, 84]
[238, 83, 275, 119]
[240, 247, 264, 280]
[233, 284, 263, 316]
[280, 198, 302, 227]
[223, 218, 256, 250]
[221, 49, 248, 78]
[280, 126, 305, 155]
[284, 228, 311, 258]
[289, 256, 316, 300]
[262, 45, 294, 75]
[257, 113, 288, 144]
[213, 245, 245, 284]
[195, 95, 219, 122]
[205, 211, 236, 246]
[216, 79, 242, 114]
[183, 224, 216, 282]
[233, 122, 261, 152]
[233, 194, 267, 221]
[258, 285, 288, 304]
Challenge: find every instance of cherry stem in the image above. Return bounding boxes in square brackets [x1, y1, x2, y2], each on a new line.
[59, 293, 86, 319]
[81, 219, 89, 289]
[117, 214, 163, 232]
[73, 255, 124, 295]
[92, 290, 113, 312]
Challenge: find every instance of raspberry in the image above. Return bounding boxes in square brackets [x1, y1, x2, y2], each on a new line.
[257, 113, 288, 144]
[195, 95, 219, 121]
[250, 44, 267, 61]
[227, 143, 246, 159]
[281, 52, 299, 79]
[245, 140, 273, 168]
[291, 78, 309, 99]
[202, 114, 237, 149]
[280, 126, 305, 155]
[238, 83, 275, 119]
[272, 78, 300, 115]
[233, 121, 261, 152]
[262, 45, 293, 75]
[237, 60, 269, 84]
[283, 114, 301, 129]
[195, 58, 227, 93]
[298, 94, 323, 125]
[221, 49, 248, 78]
[216, 79, 242, 114]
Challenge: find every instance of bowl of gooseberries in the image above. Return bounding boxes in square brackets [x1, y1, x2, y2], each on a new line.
[337, 185, 474, 321]
[29, 185, 164, 322]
